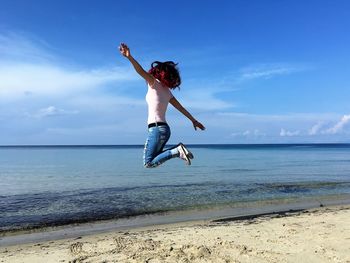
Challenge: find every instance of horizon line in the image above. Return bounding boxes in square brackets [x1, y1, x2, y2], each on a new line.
[1, 143, 350, 148]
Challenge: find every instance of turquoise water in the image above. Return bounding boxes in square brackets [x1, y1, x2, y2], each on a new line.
[1, 144, 350, 231]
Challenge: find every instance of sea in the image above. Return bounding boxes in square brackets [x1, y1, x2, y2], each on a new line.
[1, 144, 350, 232]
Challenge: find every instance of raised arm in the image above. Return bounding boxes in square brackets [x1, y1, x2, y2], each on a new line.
[169, 97, 206, 130]
[119, 43, 155, 86]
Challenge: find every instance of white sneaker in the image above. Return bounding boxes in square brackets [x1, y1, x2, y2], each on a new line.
[178, 143, 193, 165]
[179, 143, 194, 159]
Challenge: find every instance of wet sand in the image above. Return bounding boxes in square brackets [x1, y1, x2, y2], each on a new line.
[1, 205, 349, 263]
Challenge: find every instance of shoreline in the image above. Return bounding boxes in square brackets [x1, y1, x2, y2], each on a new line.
[1, 195, 349, 247]
[1, 204, 349, 262]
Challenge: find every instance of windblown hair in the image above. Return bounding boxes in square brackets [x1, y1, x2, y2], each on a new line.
[148, 61, 181, 89]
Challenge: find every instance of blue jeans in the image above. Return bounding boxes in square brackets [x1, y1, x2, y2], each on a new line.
[143, 124, 178, 168]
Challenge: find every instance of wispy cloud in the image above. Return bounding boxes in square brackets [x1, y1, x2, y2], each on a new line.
[198, 62, 312, 97]
[31, 106, 79, 118]
[0, 32, 138, 100]
[238, 63, 309, 81]
[231, 129, 266, 137]
[1, 31, 348, 144]
[215, 112, 342, 138]
[0, 32, 54, 62]
[0, 63, 135, 99]
[323, 114, 350, 134]
[308, 121, 325, 135]
[178, 89, 234, 110]
[0, 32, 233, 113]
[210, 112, 337, 142]
[280, 128, 300, 137]
[307, 115, 350, 135]
[0, 31, 149, 144]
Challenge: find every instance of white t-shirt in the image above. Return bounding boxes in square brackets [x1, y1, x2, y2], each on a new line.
[146, 79, 174, 124]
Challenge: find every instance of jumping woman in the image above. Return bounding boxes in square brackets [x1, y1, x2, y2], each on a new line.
[119, 43, 205, 168]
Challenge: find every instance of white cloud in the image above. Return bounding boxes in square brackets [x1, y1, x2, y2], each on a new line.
[308, 121, 325, 135]
[32, 106, 79, 118]
[0, 32, 54, 62]
[179, 90, 234, 110]
[280, 128, 300, 137]
[0, 32, 137, 100]
[231, 129, 265, 137]
[170, 77, 237, 111]
[0, 63, 135, 99]
[243, 129, 264, 136]
[242, 130, 251, 136]
[72, 95, 145, 109]
[239, 63, 309, 81]
[323, 114, 350, 134]
[0, 32, 232, 114]
[1, 31, 349, 145]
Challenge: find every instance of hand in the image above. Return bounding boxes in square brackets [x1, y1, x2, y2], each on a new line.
[119, 43, 130, 58]
[192, 120, 205, 131]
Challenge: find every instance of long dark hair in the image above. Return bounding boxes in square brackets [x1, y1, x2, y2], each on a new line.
[148, 61, 181, 89]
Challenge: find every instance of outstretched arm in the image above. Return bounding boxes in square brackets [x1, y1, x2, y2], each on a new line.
[169, 97, 206, 130]
[119, 43, 155, 86]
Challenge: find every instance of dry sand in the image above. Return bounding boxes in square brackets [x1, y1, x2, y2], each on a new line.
[1, 205, 349, 263]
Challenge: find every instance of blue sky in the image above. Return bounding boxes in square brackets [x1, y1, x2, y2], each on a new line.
[1, 0, 350, 145]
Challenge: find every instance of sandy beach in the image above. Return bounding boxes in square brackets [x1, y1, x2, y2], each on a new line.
[0, 205, 349, 263]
